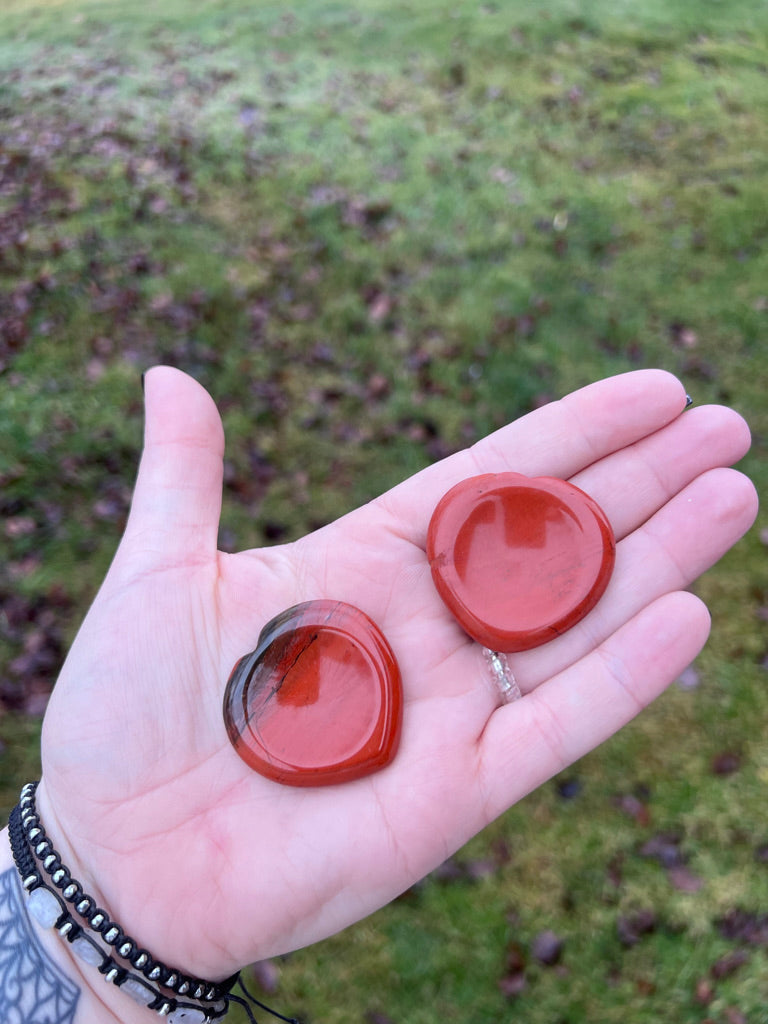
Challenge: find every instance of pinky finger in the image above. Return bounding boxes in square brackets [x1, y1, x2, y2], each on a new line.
[477, 591, 712, 823]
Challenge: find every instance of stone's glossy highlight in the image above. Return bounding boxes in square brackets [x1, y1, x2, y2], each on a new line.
[224, 600, 402, 786]
[427, 473, 615, 652]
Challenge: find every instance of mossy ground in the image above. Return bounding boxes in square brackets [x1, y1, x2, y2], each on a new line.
[1, 1, 766, 1021]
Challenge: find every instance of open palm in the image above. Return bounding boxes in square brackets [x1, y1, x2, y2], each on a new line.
[38, 366, 757, 985]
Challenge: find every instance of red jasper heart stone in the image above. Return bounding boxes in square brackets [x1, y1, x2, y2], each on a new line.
[427, 473, 615, 652]
[223, 600, 403, 786]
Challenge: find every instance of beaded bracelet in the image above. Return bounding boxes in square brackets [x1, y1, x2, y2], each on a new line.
[10, 782, 301, 1024]
[16, 782, 237, 1003]
[9, 802, 226, 1023]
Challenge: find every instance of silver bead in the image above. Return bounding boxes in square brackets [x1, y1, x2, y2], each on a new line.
[76, 899, 91, 915]
[63, 884, 78, 900]
[44, 854, 57, 870]
[149, 966, 162, 980]
[177, 982, 189, 995]
[165, 973, 178, 989]
[106, 967, 120, 984]
[23, 874, 39, 890]
[35, 841, 50, 856]
[91, 913, 106, 929]
[104, 926, 120, 943]
[193, 985, 204, 999]
[58, 921, 73, 937]
[52, 869, 66, 885]
[28, 827, 41, 841]
[136, 953, 149, 968]
[119, 942, 133, 958]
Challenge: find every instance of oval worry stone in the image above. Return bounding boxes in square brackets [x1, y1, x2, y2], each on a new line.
[427, 473, 615, 652]
[224, 600, 403, 786]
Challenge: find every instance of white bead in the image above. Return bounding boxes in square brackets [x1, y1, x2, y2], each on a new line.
[27, 888, 61, 929]
[167, 1008, 208, 1024]
[120, 977, 155, 1007]
[71, 936, 104, 967]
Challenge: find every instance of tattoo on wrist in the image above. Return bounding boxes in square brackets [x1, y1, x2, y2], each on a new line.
[0, 866, 80, 1023]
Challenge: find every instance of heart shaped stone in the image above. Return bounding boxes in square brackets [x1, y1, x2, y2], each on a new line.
[224, 600, 402, 786]
[427, 473, 615, 652]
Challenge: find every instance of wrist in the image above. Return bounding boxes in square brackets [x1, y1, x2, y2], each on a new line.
[7, 784, 232, 1024]
[0, 825, 149, 1024]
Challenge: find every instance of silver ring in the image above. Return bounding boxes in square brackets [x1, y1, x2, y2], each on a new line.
[483, 648, 521, 704]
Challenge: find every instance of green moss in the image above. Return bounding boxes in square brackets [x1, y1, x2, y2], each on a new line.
[1, 0, 766, 1020]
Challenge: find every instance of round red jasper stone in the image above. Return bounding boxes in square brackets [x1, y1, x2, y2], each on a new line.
[427, 473, 615, 652]
[223, 600, 402, 786]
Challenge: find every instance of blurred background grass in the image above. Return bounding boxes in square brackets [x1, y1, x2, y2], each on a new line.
[1, 1, 767, 1021]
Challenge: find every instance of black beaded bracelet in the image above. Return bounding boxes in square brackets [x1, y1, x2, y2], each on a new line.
[10, 782, 301, 1024]
[16, 782, 238, 1003]
[9, 802, 227, 1023]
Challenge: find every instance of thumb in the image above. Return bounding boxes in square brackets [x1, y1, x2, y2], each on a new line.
[115, 367, 225, 574]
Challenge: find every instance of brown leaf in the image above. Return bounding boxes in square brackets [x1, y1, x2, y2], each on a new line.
[366, 372, 391, 398]
[615, 793, 651, 826]
[4, 515, 36, 538]
[676, 664, 701, 690]
[367, 293, 393, 323]
[617, 909, 656, 947]
[670, 322, 699, 348]
[532, 930, 564, 966]
[249, 959, 280, 995]
[723, 1008, 748, 1024]
[710, 950, 749, 980]
[711, 751, 742, 776]
[694, 978, 715, 1005]
[498, 972, 527, 998]
[667, 865, 704, 892]
[716, 909, 768, 946]
[499, 940, 527, 999]
[640, 832, 685, 867]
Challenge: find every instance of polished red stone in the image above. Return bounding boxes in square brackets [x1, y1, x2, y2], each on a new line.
[223, 600, 402, 786]
[427, 473, 615, 652]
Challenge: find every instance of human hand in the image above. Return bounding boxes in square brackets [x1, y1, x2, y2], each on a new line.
[37, 367, 757, 984]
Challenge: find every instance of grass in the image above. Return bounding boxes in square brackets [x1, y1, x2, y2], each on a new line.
[1, 0, 767, 1021]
